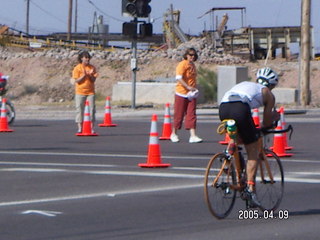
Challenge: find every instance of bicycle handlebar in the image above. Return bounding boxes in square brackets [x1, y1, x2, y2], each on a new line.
[260, 124, 294, 140]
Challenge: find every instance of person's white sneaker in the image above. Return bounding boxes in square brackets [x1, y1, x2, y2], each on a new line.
[170, 133, 180, 143]
[189, 136, 203, 143]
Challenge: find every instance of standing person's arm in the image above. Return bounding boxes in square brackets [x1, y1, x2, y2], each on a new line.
[73, 66, 86, 84]
[176, 62, 196, 91]
[176, 77, 195, 91]
[87, 66, 98, 82]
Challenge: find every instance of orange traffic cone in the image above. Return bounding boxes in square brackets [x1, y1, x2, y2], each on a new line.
[268, 119, 292, 157]
[139, 114, 171, 168]
[76, 100, 98, 136]
[219, 133, 230, 145]
[159, 103, 172, 140]
[0, 98, 13, 132]
[98, 96, 117, 127]
[279, 106, 293, 150]
[252, 108, 261, 128]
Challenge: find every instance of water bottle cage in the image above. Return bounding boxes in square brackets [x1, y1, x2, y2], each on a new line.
[226, 142, 236, 155]
[227, 130, 237, 139]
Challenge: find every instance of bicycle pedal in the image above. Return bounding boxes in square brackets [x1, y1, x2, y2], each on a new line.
[225, 187, 231, 194]
[240, 191, 248, 200]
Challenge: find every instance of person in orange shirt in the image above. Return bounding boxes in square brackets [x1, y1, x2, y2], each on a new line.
[171, 48, 203, 143]
[72, 51, 98, 133]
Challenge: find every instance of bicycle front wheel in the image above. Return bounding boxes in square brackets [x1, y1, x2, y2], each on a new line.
[256, 149, 284, 211]
[204, 153, 237, 219]
[6, 99, 15, 125]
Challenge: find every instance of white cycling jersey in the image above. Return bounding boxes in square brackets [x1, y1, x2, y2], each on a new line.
[221, 81, 266, 109]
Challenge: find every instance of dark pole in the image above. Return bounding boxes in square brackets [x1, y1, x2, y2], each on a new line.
[131, 18, 138, 109]
[67, 0, 73, 40]
[26, 0, 30, 34]
[74, 0, 78, 32]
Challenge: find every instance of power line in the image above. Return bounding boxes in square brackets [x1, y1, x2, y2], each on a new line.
[30, 0, 66, 24]
[87, 0, 124, 23]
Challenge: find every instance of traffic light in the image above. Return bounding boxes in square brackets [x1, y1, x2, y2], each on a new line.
[122, 0, 151, 18]
[140, 23, 152, 37]
[122, 22, 137, 37]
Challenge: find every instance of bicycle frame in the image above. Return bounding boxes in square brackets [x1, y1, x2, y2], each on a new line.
[221, 136, 276, 191]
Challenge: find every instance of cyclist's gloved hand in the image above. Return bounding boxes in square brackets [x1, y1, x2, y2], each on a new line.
[261, 121, 277, 134]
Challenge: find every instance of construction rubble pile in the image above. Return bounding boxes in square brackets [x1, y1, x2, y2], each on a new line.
[0, 37, 247, 65]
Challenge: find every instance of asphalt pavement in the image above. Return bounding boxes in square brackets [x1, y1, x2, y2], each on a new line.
[0, 105, 319, 240]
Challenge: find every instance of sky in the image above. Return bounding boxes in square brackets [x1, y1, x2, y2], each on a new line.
[0, 0, 319, 52]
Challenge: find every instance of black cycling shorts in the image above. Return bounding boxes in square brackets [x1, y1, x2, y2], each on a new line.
[219, 101, 259, 145]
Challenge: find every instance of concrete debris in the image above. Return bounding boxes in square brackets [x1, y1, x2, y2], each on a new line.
[0, 37, 247, 65]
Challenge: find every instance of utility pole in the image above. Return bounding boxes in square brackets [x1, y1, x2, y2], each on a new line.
[74, 0, 78, 32]
[299, 0, 311, 106]
[26, 0, 30, 34]
[67, 0, 73, 41]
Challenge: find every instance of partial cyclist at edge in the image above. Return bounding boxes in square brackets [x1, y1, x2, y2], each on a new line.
[218, 67, 280, 208]
[0, 72, 15, 124]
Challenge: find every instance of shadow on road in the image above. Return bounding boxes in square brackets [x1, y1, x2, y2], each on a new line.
[289, 209, 320, 216]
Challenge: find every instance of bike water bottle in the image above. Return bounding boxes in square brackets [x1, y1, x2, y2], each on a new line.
[226, 120, 237, 154]
[226, 120, 237, 139]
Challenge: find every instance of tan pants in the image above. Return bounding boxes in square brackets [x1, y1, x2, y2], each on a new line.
[75, 94, 95, 123]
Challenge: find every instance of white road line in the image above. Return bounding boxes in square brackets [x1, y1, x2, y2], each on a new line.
[0, 150, 319, 163]
[285, 177, 320, 184]
[0, 161, 206, 171]
[0, 150, 208, 160]
[1, 175, 319, 208]
[288, 171, 320, 176]
[0, 168, 204, 178]
[0, 184, 203, 207]
[0, 161, 118, 168]
[1, 167, 320, 183]
[21, 210, 62, 217]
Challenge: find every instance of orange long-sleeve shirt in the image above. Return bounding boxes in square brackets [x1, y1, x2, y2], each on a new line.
[72, 63, 98, 95]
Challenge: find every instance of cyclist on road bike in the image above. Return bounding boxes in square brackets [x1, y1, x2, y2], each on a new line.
[218, 67, 280, 207]
[0, 72, 9, 94]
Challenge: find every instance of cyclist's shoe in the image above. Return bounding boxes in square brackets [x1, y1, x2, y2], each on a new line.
[243, 188, 262, 208]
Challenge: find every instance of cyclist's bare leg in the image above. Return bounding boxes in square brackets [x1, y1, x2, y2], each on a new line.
[245, 141, 259, 192]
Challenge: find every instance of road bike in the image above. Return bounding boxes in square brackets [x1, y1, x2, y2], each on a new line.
[204, 119, 293, 219]
[0, 74, 15, 124]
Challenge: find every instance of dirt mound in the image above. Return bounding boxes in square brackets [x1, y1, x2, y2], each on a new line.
[0, 47, 319, 107]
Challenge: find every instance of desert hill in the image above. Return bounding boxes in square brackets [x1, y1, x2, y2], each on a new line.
[0, 42, 319, 107]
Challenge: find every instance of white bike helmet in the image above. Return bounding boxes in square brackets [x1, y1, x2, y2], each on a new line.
[256, 67, 278, 87]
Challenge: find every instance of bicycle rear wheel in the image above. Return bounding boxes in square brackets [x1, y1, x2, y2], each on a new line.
[256, 149, 284, 211]
[204, 153, 237, 219]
